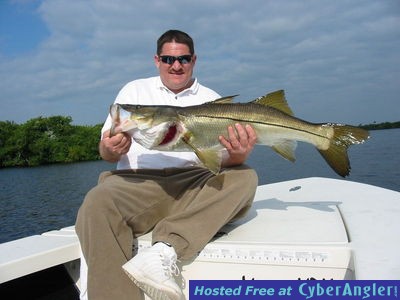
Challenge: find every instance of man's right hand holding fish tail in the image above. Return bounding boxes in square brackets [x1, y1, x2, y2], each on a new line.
[99, 129, 132, 162]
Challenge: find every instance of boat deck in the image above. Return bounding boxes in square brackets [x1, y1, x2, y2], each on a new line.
[0, 226, 79, 284]
[1, 177, 399, 296]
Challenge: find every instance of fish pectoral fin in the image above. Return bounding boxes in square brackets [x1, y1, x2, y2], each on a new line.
[272, 140, 297, 162]
[195, 149, 222, 174]
[181, 135, 222, 174]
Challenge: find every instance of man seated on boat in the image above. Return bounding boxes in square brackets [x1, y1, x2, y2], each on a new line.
[75, 29, 258, 300]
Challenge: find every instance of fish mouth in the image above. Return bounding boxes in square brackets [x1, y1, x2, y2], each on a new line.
[158, 124, 178, 146]
[110, 119, 138, 137]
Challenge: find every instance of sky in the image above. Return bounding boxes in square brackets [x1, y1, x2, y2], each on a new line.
[0, 0, 399, 126]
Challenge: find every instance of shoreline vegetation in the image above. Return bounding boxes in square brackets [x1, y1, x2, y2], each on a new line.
[0, 116, 102, 168]
[0, 116, 399, 168]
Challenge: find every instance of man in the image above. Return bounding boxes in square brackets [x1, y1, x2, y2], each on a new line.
[76, 29, 258, 300]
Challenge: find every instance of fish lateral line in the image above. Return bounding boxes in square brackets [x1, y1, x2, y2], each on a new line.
[185, 113, 331, 140]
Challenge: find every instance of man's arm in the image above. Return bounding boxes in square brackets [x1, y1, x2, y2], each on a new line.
[219, 123, 257, 167]
[99, 130, 132, 162]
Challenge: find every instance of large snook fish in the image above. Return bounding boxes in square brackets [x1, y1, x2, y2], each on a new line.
[109, 90, 369, 176]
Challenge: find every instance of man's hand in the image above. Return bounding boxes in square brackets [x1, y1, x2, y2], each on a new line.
[219, 123, 257, 167]
[99, 129, 132, 162]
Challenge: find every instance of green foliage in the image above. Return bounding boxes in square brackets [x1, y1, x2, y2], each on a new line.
[0, 116, 102, 168]
[358, 121, 400, 131]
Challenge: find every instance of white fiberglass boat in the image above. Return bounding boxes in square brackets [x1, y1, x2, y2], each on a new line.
[1, 177, 399, 299]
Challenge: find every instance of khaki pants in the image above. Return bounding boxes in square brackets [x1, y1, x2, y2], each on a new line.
[75, 165, 258, 300]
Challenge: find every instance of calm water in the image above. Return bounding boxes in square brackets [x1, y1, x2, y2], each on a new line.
[0, 129, 399, 243]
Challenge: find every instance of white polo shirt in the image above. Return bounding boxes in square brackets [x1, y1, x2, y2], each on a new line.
[102, 76, 221, 170]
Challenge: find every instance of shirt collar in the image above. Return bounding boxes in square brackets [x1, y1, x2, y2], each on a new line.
[156, 76, 199, 96]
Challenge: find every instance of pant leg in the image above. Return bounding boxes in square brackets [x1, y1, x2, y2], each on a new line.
[152, 165, 258, 260]
[75, 169, 172, 300]
[76, 166, 257, 298]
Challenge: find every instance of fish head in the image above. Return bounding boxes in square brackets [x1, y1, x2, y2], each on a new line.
[110, 104, 158, 133]
[109, 104, 135, 135]
[110, 104, 183, 149]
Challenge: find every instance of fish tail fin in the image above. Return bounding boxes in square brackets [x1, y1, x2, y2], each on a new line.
[318, 124, 369, 177]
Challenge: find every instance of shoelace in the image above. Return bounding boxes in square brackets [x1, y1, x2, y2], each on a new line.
[160, 253, 180, 277]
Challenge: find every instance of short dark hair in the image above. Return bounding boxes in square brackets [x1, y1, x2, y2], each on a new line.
[157, 30, 194, 55]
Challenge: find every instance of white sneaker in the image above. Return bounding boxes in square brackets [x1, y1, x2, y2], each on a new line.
[122, 242, 183, 300]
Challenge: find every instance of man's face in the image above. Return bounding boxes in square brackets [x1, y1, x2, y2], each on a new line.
[154, 42, 196, 94]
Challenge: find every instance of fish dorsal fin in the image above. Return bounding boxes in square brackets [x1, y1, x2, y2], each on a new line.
[208, 95, 239, 104]
[252, 90, 294, 116]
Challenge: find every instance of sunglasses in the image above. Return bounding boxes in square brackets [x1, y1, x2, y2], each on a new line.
[159, 55, 193, 65]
